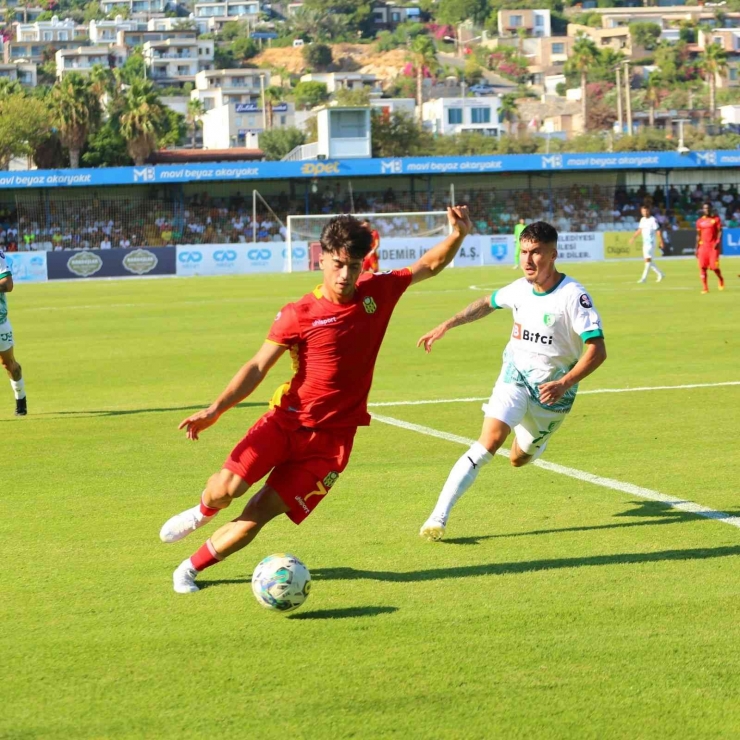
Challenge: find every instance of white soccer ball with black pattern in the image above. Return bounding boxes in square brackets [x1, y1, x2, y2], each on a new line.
[251, 553, 311, 613]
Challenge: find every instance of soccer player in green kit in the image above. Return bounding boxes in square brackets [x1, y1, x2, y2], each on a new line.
[513, 217, 526, 269]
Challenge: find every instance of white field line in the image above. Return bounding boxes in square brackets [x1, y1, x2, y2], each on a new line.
[367, 381, 740, 408]
[371, 412, 740, 529]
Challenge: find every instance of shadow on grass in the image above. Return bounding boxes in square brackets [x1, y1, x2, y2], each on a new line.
[313, 545, 740, 583]
[443, 503, 698, 545]
[288, 606, 398, 620]
[0, 400, 268, 421]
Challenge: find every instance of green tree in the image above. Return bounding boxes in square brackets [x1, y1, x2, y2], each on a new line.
[82, 1, 104, 22]
[51, 72, 102, 168]
[263, 85, 283, 129]
[214, 46, 236, 69]
[437, 0, 487, 26]
[89, 63, 113, 102]
[81, 121, 131, 167]
[302, 0, 372, 37]
[333, 87, 370, 106]
[0, 93, 52, 168]
[370, 110, 432, 157]
[120, 78, 165, 165]
[186, 98, 205, 148]
[292, 80, 329, 109]
[701, 42, 728, 121]
[119, 48, 146, 84]
[407, 34, 438, 125]
[628, 22, 661, 51]
[302, 42, 333, 71]
[644, 72, 663, 127]
[230, 36, 259, 62]
[498, 93, 518, 136]
[565, 34, 599, 131]
[258, 126, 305, 160]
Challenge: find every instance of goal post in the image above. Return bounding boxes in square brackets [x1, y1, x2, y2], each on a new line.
[285, 211, 452, 272]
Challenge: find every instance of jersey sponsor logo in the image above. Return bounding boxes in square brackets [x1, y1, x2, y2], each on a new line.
[293, 495, 311, 514]
[363, 296, 377, 314]
[304, 479, 330, 502]
[543, 313, 555, 327]
[579, 293, 593, 309]
[0, 330, 12, 344]
[274, 310, 282, 321]
[322, 471, 339, 489]
[312, 316, 338, 327]
[512, 323, 554, 345]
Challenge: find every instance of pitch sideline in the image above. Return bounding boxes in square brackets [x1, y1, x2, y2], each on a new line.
[371, 412, 740, 530]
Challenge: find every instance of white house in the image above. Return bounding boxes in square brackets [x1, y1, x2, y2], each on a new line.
[369, 97, 416, 119]
[497, 8, 551, 38]
[16, 16, 78, 42]
[100, 0, 166, 16]
[422, 96, 501, 136]
[191, 68, 267, 110]
[193, 0, 260, 33]
[143, 38, 214, 85]
[201, 98, 295, 148]
[0, 61, 37, 86]
[55, 46, 128, 78]
[89, 17, 143, 44]
[299, 72, 380, 94]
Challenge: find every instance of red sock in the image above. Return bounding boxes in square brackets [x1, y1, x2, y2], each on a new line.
[190, 539, 222, 572]
[199, 496, 219, 517]
[701, 269, 708, 291]
[714, 268, 724, 286]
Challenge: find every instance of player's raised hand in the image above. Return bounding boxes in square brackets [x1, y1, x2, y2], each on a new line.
[417, 323, 448, 353]
[178, 408, 220, 441]
[448, 205, 472, 237]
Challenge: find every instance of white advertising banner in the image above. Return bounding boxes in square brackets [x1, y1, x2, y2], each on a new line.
[176, 243, 308, 276]
[480, 234, 515, 266]
[4, 251, 47, 282]
[555, 232, 604, 262]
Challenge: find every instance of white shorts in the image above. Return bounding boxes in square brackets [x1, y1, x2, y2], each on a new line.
[0, 319, 13, 353]
[643, 243, 655, 259]
[482, 380, 567, 456]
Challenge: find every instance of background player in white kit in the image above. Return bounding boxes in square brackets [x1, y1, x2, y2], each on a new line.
[630, 205, 665, 284]
[416, 222, 607, 541]
[0, 250, 27, 416]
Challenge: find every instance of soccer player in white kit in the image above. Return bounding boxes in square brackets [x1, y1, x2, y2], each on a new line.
[417, 222, 607, 541]
[630, 205, 665, 284]
[0, 249, 27, 416]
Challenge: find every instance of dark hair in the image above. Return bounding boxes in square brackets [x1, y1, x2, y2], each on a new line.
[520, 221, 558, 246]
[320, 215, 373, 260]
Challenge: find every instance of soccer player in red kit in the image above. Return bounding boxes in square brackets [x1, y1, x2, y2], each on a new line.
[159, 208, 472, 593]
[360, 219, 380, 273]
[696, 203, 724, 294]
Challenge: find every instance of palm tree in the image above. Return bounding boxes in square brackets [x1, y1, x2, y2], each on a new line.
[499, 93, 518, 136]
[645, 72, 662, 128]
[407, 34, 437, 126]
[701, 42, 728, 121]
[263, 86, 282, 129]
[186, 98, 205, 148]
[120, 79, 164, 165]
[51, 72, 101, 168]
[565, 33, 599, 131]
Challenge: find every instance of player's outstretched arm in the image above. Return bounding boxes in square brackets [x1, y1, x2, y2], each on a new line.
[0, 275, 14, 293]
[417, 296, 496, 353]
[408, 206, 472, 285]
[538, 338, 607, 406]
[178, 341, 286, 440]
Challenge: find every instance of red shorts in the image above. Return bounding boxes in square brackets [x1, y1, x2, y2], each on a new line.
[223, 409, 356, 524]
[362, 255, 379, 272]
[698, 249, 720, 270]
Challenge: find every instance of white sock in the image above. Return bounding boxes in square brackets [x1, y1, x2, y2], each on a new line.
[650, 263, 663, 277]
[431, 442, 493, 523]
[10, 378, 25, 400]
[640, 264, 650, 280]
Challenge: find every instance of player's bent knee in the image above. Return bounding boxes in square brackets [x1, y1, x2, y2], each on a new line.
[206, 470, 249, 504]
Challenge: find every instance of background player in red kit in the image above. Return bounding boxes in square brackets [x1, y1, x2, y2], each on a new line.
[360, 219, 380, 272]
[695, 203, 724, 294]
[159, 208, 472, 593]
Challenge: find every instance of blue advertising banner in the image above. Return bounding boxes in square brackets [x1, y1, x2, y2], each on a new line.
[4, 252, 47, 282]
[723, 228, 740, 256]
[2, 150, 740, 190]
[47, 247, 176, 280]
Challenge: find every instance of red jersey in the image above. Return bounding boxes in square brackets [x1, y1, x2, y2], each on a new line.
[362, 230, 380, 272]
[267, 268, 413, 429]
[696, 215, 722, 250]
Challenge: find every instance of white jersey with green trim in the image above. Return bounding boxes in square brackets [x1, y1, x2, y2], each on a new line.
[491, 274, 603, 412]
[0, 250, 10, 324]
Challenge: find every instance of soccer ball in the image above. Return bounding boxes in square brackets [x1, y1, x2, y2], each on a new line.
[251, 553, 311, 613]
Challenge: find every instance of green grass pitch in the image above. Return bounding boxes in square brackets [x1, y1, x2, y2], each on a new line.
[2, 258, 740, 739]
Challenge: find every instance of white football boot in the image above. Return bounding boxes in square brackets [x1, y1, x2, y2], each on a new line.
[173, 559, 200, 594]
[419, 516, 447, 542]
[159, 504, 215, 543]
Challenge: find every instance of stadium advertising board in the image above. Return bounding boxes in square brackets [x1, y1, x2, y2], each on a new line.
[47, 247, 176, 280]
[556, 233, 604, 262]
[723, 228, 740, 256]
[2, 150, 740, 190]
[176, 244, 309, 276]
[603, 232, 643, 259]
[4, 251, 47, 282]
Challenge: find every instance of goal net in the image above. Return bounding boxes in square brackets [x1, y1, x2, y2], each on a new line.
[286, 211, 451, 271]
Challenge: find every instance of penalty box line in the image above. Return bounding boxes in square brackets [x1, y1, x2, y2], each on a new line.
[370, 412, 740, 531]
[367, 381, 740, 408]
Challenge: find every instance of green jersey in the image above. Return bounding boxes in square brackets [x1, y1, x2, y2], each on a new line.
[514, 223, 526, 244]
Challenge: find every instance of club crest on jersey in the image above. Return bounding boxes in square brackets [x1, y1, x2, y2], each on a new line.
[543, 313, 555, 327]
[323, 471, 339, 489]
[274, 310, 282, 321]
[579, 294, 593, 309]
[363, 296, 377, 314]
